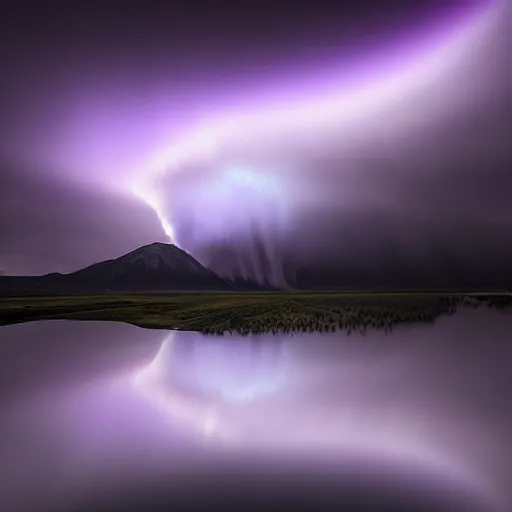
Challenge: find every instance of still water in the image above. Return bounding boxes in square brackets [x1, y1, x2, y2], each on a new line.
[0, 308, 511, 511]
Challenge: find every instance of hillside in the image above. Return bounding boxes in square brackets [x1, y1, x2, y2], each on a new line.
[0, 243, 233, 295]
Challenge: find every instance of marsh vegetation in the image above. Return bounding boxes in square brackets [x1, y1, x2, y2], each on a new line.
[0, 292, 509, 334]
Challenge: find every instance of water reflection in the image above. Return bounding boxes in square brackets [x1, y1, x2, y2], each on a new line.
[133, 333, 287, 438]
[0, 310, 511, 511]
[157, 333, 285, 404]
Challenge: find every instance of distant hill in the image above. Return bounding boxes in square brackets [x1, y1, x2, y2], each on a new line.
[1, 243, 509, 296]
[0, 243, 234, 295]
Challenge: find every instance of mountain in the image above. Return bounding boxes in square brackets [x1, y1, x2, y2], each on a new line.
[0, 243, 233, 295]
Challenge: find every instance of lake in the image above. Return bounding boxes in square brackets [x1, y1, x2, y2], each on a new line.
[0, 308, 511, 511]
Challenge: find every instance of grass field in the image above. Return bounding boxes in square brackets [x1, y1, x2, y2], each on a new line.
[0, 292, 510, 334]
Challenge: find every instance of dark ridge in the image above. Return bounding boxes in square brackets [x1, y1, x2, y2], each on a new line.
[0, 243, 233, 295]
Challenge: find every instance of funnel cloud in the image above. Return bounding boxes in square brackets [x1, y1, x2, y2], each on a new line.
[0, 1, 510, 288]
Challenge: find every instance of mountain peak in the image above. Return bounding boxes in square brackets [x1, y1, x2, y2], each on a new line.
[122, 242, 206, 273]
[0, 242, 235, 294]
[55, 242, 231, 292]
[133, 241, 177, 253]
[142, 241, 175, 249]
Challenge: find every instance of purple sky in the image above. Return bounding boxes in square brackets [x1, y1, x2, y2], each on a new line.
[1, 1, 510, 287]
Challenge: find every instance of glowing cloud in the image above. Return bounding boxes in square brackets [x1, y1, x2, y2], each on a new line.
[131, 4, 497, 247]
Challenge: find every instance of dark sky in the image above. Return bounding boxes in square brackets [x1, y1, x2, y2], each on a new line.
[1, 1, 510, 288]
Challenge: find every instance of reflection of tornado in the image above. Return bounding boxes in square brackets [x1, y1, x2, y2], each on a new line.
[132, 331, 286, 439]
[167, 334, 285, 404]
[132, 329, 500, 510]
[133, 332, 222, 438]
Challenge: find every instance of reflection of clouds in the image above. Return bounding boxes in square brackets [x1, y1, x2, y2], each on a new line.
[169, 334, 286, 404]
[133, 325, 504, 510]
[132, 331, 288, 440]
[132, 332, 225, 440]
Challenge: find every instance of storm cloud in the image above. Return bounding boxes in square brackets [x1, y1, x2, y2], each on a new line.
[1, 1, 510, 288]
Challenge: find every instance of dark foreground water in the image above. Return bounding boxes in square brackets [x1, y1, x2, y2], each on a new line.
[0, 309, 511, 512]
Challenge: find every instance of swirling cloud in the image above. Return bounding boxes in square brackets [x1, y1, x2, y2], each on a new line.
[131, 3, 500, 286]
